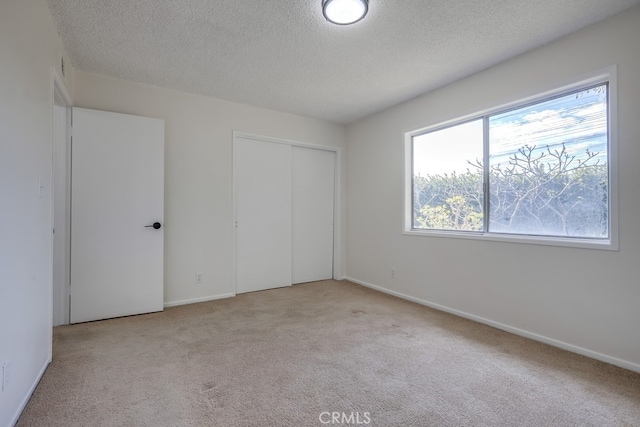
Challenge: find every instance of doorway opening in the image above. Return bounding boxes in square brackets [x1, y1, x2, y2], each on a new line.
[51, 67, 72, 326]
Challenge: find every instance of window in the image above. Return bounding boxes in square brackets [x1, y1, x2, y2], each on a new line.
[406, 71, 617, 250]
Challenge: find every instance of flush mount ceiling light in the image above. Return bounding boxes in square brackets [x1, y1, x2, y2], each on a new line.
[322, 0, 369, 25]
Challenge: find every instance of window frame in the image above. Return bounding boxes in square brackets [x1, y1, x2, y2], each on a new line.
[403, 66, 618, 251]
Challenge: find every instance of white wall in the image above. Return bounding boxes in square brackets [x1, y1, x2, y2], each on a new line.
[73, 71, 346, 307]
[0, 1, 74, 426]
[345, 6, 640, 372]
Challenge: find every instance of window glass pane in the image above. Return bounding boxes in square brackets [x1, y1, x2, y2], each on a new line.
[488, 85, 608, 238]
[413, 120, 484, 231]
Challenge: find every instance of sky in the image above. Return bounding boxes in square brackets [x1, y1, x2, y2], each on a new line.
[413, 85, 608, 177]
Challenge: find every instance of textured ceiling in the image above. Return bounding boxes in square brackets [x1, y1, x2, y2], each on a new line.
[46, 0, 640, 124]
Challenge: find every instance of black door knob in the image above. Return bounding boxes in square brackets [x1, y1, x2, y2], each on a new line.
[145, 222, 162, 230]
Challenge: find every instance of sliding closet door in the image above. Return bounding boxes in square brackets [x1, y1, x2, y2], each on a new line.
[292, 147, 335, 284]
[234, 137, 292, 293]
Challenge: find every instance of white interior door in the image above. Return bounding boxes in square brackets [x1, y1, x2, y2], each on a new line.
[292, 147, 335, 284]
[234, 137, 292, 294]
[70, 108, 164, 323]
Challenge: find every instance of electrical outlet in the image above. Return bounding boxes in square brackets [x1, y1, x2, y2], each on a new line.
[195, 272, 203, 284]
[2, 361, 10, 391]
[391, 268, 396, 279]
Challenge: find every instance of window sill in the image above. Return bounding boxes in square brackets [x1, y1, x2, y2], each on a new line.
[403, 228, 618, 251]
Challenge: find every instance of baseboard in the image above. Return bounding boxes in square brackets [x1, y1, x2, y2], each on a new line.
[9, 357, 50, 427]
[163, 293, 235, 308]
[345, 276, 640, 374]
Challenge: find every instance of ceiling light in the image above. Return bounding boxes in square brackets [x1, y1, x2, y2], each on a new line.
[322, 0, 369, 25]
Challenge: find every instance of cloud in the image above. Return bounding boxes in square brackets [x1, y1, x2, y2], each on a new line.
[489, 99, 607, 165]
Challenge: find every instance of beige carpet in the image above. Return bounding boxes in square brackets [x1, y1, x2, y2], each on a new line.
[17, 280, 640, 426]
